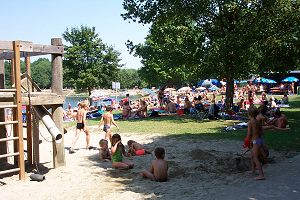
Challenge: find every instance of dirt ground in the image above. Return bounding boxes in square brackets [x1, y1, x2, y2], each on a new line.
[0, 125, 299, 200]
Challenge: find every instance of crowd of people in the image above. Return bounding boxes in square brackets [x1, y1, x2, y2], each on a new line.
[68, 101, 168, 182]
[65, 79, 293, 182]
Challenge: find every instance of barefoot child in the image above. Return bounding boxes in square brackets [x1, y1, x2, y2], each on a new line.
[99, 106, 119, 145]
[99, 139, 111, 161]
[141, 147, 168, 182]
[70, 101, 91, 153]
[127, 140, 152, 156]
[111, 134, 134, 169]
[246, 106, 265, 180]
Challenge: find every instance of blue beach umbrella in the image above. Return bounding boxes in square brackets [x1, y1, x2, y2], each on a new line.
[254, 77, 277, 84]
[209, 85, 219, 91]
[282, 76, 299, 82]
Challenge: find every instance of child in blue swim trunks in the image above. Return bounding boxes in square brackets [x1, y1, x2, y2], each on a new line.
[99, 106, 119, 145]
[246, 106, 265, 180]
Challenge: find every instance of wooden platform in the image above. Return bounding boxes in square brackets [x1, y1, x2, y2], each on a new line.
[0, 92, 64, 105]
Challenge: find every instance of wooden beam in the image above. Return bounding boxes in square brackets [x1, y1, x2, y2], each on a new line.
[22, 94, 65, 105]
[0, 59, 7, 163]
[0, 41, 13, 50]
[51, 38, 65, 168]
[12, 41, 25, 181]
[0, 93, 65, 105]
[0, 40, 63, 60]
[33, 43, 64, 54]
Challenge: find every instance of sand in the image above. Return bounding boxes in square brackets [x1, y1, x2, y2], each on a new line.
[0, 124, 299, 200]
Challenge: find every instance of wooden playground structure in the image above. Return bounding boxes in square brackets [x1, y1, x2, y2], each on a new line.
[0, 38, 65, 180]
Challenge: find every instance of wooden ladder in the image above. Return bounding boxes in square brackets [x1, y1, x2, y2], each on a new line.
[0, 41, 25, 180]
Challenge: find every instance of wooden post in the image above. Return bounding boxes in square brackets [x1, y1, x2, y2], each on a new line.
[13, 41, 25, 181]
[0, 58, 7, 163]
[32, 113, 39, 164]
[11, 58, 15, 87]
[25, 54, 33, 166]
[51, 38, 65, 167]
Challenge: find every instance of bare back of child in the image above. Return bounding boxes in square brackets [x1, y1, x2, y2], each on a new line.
[141, 147, 168, 182]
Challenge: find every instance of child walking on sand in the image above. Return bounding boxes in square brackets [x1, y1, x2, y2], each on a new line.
[69, 101, 91, 153]
[140, 147, 168, 182]
[127, 140, 152, 156]
[99, 139, 111, 161]
[111, 134, 134, 169]
[99, 106, 119, 145]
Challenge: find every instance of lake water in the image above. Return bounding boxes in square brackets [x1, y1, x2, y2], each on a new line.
[64, 95, 142, 109]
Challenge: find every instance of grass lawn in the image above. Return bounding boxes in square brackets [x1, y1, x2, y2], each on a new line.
[64, 95, 300, 152]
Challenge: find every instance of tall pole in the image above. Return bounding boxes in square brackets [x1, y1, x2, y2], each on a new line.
[51, 38, 65, 167]
[0, 58, 6, 163]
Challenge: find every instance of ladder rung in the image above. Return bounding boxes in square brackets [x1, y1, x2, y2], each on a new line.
[0, 152, 19, 159]
[0, 168, 20, 175]
[0, 121, 19, 125]
[0, 105, 17, 109]
[0, 137, 19, 142]
[0, 89, 17, 92]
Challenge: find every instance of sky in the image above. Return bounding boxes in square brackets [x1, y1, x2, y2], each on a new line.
[0, 0, 149, 69]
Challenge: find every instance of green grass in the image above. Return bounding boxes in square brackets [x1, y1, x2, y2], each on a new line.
[64, 95, 300, 151]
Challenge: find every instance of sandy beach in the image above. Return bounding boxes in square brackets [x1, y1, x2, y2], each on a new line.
[0, 124, 299, 200]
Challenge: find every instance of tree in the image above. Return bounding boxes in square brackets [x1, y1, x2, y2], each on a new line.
[4, 60, 25, 88]
[118, 68, 146, 88]
[127, 19, 204, 87]
[122, 0, 300, 107]
[63, 25, 122, 97]
[31, 58, 52, 89]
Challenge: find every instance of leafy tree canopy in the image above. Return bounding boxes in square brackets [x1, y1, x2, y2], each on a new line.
[63, 25, 122, 94]
[118, 68, 146, 89]
[122, 0, 300, 106]
[31, 58, 52, 89]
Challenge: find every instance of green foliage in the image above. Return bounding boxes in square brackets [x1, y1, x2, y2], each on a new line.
[4, 60, 26, 88]
[31, 58, 52, 88]
[118, 68, 146, 89]
[63, 25, 122, 93]
[122, 0, 300, 106]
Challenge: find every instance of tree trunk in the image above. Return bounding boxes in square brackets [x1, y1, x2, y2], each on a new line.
[88, 88, 93, 106]
[225, 77, 234, 109]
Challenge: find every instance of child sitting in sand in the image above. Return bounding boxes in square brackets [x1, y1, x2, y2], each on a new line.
[111, 134, 134, 169]
[127, 140, 152, 156]
[99, 139, 110, 161]
[140, 147, 168, 182]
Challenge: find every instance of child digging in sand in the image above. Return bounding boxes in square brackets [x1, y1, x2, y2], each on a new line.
[111, 134, 134, 169]
[127, 140, 152, 156]
[99, 139, 110, 161]
[140, 147, 168, 182]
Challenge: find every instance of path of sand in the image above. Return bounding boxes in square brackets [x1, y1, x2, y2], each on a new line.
[0, 125, 299, 200]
